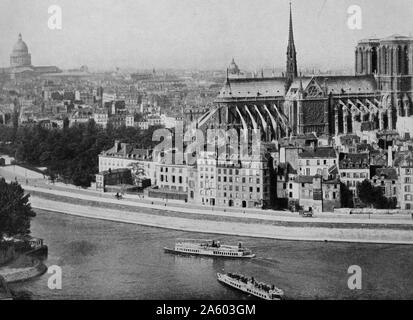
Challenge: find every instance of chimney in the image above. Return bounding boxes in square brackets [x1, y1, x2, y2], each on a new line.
[114, 140, 120, 152]
[121, 143, 127, 156]
[387, 145, 393, 167]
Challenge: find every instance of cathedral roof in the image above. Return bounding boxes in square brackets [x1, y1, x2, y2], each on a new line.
[312, 75, 377, 94]
[218, 77, 286, 99]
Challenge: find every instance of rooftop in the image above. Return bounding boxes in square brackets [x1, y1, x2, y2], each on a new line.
[374, 168, 398, 180]
[298, 147, 337, 159]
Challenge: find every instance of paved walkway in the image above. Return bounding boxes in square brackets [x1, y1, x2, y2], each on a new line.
[1, 165, 413, 227]
[31, 197, 413, 244]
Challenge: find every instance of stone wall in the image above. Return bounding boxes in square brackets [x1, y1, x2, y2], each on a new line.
[0, 258, 47, 283]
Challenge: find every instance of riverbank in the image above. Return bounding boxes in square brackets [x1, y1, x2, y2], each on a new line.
[30, 194, 413, 244]
[0, 254, 47, 284]
[2, 164, 413, 244]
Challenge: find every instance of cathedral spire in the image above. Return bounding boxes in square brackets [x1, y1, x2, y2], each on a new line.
[286, 2, 298, 83]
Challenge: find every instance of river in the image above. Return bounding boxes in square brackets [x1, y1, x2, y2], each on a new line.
[9, 209, 413, 300]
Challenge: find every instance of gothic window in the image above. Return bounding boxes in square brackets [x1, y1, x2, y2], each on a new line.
[404, 46, 409, 75]
[307, 85, 319, 97]
[398, 46, 403, 74]
[372, 47, 378, 74]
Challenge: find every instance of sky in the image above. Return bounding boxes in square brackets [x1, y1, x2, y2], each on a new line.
[0, 0, 412, 71]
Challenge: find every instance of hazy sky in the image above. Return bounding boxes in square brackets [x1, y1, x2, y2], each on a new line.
[0, 0, 412, 71]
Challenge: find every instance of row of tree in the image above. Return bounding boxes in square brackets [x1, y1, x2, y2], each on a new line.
[0, 120, 162, 187]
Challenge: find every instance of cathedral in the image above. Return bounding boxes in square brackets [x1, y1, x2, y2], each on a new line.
[199, 5, 413, 141]
[0, 34, 61, 77]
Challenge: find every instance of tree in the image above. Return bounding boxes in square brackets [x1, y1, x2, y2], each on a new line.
[340, 182, 354, 208]
[357, 179, 377, 206]
[357, 179, 395, 209]
[0, 179, 36, 237]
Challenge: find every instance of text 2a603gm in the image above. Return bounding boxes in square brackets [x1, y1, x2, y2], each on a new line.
[199, 304, 255, 315]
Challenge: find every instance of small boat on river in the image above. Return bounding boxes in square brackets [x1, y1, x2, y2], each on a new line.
[217, 272, 284, 300]
[164, 239, 255, 258]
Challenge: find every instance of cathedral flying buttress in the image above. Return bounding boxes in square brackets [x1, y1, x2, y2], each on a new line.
[194, 4, 413, 143]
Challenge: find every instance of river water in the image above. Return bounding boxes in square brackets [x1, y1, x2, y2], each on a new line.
[9, 209, 413, 300]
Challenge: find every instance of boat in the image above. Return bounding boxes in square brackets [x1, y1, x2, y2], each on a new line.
[217, 272, 284, 300]
[164, 239, 255, 258]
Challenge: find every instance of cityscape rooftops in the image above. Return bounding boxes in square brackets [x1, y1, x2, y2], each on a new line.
[339, 152, 370, 169]
[102, 141, 153, 160]
[373, 168, 398, 180]
[298, 147, 337, 159]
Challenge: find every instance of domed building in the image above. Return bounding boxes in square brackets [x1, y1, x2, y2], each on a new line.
[0, 33, 61, 77]
[10, 34, 31, 68]
[228, 58, 240, 75]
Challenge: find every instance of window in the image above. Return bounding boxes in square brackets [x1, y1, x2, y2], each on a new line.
[289, 183, 293, 189]
[317, 160, 320, 165]
[306, 160, 310, 165]
[283, 183, 287, 189]
[179, 176, 182, 183]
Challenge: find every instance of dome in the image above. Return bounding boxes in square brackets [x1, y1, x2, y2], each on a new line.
[228, 58, 240, 75]
[12, 34, 29, 53]
[10, 33, 31, 67]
